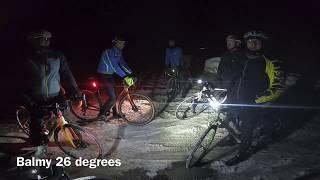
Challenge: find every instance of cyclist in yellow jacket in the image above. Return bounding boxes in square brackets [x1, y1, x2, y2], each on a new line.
[225, 30, 286, 166]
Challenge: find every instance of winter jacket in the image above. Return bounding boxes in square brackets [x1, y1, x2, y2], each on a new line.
[233, 54, 286, 104]
[165, 47, 183, 68]
[217, 50, 246, 90]
[25, 48, 79, 100]
[97, 47, 132, 78]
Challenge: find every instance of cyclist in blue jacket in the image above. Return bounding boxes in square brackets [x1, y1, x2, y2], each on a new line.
[97, 36, 135, 120]
[165, 39, 183, 68]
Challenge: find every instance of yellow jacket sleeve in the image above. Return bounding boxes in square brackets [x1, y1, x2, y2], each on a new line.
[255, 56, 286, 104]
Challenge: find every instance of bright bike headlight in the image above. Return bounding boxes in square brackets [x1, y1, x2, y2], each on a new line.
[208, 98, 220, 109]
[197, 79, 203, 84]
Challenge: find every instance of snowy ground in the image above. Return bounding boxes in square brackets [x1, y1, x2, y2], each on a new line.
[1, 73, 320, 180]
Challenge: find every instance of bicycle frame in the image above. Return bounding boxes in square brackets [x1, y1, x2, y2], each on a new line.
[194, 82, 227, 111]
[116, 86, 139, 112]
[45, 103, 80, 149]
[88, 78, 139, 114]
[211, 111, 241, 143]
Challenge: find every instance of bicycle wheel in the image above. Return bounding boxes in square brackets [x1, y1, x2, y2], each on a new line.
[118, 93, 155, 126]
[186, 124, 217, 168]
[176, 96, 210, 120]
[54, 124, 102, 159]
[166, 78, 177, 100]
[16, 106, 31, 136]
[70, 90, 100, 121]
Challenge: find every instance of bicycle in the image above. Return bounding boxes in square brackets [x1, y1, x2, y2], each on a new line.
[16, 96, 103, 159]
[70, 77, 155, 126]
[165, 67, 181, 100]
[176, 79, 227, 120]
[186, 103, 282, 168]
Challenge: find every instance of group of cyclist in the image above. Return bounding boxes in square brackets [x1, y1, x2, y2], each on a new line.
[165, 31, 286, 166]
[22, 29, 135, 157]
[22, 28, 285, 166]
[164, 31, 286, 165]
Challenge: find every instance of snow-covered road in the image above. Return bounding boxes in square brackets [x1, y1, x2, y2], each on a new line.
[1, 73, 320, 180]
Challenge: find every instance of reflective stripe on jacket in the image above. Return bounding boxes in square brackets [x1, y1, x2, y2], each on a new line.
[26, 49, 79, 99]
[97, 47, 132, 78]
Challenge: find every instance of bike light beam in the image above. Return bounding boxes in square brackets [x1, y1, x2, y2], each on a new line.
[222, 103, 320, 110]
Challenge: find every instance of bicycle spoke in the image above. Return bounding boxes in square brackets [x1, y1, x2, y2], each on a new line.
[23, 120, 30, 128]
[119, 94, 155, 125]
[86, 103, 100, 110]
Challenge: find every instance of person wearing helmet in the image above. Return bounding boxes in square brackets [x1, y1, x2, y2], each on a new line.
[97, 36, 134, 120]
[23, 29, 82, 157]
[225, 31, 286, 166]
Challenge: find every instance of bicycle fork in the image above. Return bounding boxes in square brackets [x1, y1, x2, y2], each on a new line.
[57, 117, 80, 149]
[126, 94, 139, 112]
[218, 115, 242, 144]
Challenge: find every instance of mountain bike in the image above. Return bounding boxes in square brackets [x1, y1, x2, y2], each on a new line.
[186, 106, 282, 168]
[164, 68, 182, 100]
[70, 77, 155, 126]
[16, 96, 103, 159]
[176, 80, 227, 120]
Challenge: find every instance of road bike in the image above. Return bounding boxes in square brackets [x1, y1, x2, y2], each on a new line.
[186, 104, 282, 168]
[70, 77, 155, 126]
[164, 68, 182, 100]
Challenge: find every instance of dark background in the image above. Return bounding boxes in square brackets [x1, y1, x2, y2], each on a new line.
[1, 0, 320, 114]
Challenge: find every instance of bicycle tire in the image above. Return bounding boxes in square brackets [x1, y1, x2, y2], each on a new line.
[118, 93, 155, 126]
[186, 124, 217, 168]
[70, 90, 101, 121]
[54, 124, 102, 159]
[176, 96, 210, 120]
[16, 106, 31, 136]
[166, 78, 177, 100]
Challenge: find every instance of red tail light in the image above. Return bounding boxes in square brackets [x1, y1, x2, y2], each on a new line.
[92, 82, 97, 88]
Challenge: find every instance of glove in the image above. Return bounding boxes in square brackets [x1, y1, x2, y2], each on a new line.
[124, 76, 135, 87]
[255, 89, 283, 104]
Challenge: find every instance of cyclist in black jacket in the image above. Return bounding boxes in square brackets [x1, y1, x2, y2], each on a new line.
[216, 34, 245, 144]
[217, 34, 246, 98]
[23, 29, 81, 157]
[225, 31, 286, 166]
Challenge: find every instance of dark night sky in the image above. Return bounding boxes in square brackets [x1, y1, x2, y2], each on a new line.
[0, 0, 320, 106]
[1, 0, 319, 62]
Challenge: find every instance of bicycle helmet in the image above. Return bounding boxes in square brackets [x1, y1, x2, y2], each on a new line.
[243, 30, 268, 41]
[226, 34, 241, 41]
[27, 29, 52, 41]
